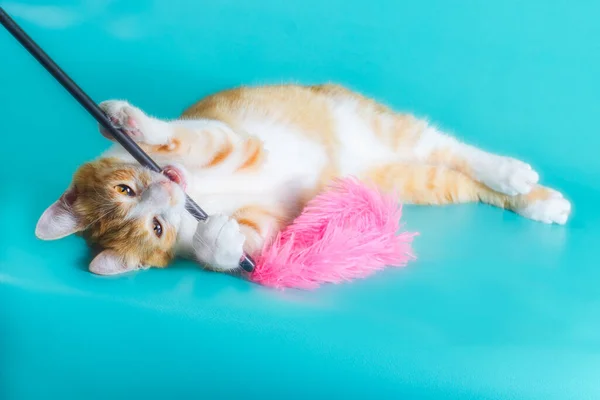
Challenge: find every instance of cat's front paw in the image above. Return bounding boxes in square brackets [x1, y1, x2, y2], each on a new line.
[516, 188, 571, 225]
[99, 100, 147, 142]
[479, 156, 539, 196]
[193, 215, 245, 271]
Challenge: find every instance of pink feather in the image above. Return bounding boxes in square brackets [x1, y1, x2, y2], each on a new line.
[249, 177, 417, 290]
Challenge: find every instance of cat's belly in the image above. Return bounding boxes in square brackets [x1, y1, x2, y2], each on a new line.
[184, 118, 328, 214]
[185, 169, 316, 216]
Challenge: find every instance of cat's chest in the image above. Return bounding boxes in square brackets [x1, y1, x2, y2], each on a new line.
[184, 120, 328, 211]
[184, 171, 308, 216]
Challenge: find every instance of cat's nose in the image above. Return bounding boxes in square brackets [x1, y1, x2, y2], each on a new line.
[141, 181, 172, 207]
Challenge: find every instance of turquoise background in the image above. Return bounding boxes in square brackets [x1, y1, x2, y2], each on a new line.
[1, 1, 599, 398]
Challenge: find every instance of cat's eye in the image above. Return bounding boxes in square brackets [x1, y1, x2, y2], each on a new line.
[153, 217, 163, 238]
[115, 184, 135, 196]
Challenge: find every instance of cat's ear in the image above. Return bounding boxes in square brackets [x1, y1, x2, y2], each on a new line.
[35, 187, 84, 240]
[89, 250, 140, 275]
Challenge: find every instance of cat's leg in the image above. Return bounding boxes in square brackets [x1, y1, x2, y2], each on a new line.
[99, 100, 261, 171]
[310, 83, 537, 195]
[99, 100, 174, 145]
[365, 163, 571, 224]
[411, 125, 540, 196]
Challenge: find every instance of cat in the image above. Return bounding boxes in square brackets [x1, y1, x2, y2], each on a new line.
[35, 83, 571, 276]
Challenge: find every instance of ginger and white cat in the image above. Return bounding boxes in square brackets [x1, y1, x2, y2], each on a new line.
[35, 84, 571, 275]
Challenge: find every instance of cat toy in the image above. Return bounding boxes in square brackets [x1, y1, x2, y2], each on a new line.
[1, 8, 416, 289]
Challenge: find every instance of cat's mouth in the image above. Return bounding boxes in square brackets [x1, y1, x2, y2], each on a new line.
[162, 165, 187, 191]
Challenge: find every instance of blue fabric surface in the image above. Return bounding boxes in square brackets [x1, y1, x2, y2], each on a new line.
[1, 1, 599, 398]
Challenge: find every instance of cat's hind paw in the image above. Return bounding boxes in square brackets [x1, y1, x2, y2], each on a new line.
[516, 188, 571, 225]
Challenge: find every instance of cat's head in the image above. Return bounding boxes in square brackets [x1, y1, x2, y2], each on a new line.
[35, 158, 188, 275]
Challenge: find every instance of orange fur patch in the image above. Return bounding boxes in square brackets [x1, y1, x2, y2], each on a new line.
[524, 186, 553, 202]
[505, 185, 554, 211]
[429, 148, 473, 177]
[205, 138, 234, 168]
[155, 138, 181, 153]
[237, 138, 265, 171]
[237, 218, 261, 233]
[364, 163, 508, 206]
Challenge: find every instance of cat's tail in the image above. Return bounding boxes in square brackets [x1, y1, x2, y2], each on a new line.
[249, 177, 417, 290]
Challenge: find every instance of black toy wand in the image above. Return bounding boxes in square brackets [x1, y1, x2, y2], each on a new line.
[0, 7, 256, 272]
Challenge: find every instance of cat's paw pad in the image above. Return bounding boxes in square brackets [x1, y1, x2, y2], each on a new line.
[517, 190, 571, 225]
[99, 100, 145, 141]
[483, 157, 539, 196]
[193, 215, 245, 271]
